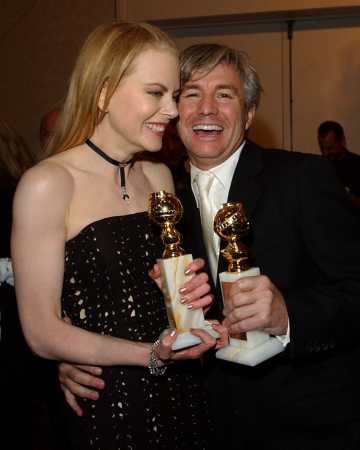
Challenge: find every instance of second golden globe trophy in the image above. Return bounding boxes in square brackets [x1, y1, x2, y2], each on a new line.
[149, 190, 218, 350]
[214, 202, 284, 366]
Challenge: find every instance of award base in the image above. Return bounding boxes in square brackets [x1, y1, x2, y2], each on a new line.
[158, 254, 219, 351]
[216, 336, 284, 367]
[216, 268, 284, 366]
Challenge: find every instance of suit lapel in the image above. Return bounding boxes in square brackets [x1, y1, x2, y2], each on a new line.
[179, 179, 208, 262]
[228, 140, 264, 217]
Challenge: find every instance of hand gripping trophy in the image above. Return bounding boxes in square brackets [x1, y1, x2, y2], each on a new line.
[214, 202, 284, 366]
[149, 190, 218, 350]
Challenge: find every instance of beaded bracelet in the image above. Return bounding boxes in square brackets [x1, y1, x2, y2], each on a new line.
[148, 339, 167, 376]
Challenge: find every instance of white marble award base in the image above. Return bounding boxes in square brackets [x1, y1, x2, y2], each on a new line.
[158, 254, 219, 351]
[216, 268, 284, 367]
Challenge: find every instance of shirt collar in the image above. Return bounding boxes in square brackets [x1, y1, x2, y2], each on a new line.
[190, 140, 246, 188]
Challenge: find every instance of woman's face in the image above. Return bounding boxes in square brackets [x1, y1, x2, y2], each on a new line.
[98, 47, 179, 156]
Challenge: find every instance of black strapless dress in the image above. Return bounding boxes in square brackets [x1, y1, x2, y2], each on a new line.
[60, 213, 213, 450]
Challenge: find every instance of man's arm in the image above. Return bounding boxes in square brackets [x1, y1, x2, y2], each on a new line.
[59, 363, 105, 416]
[223, 155, 360, 358]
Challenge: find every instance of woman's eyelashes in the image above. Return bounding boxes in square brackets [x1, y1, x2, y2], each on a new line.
[148, 90, 163, 98]
[147, 90, 179, 106]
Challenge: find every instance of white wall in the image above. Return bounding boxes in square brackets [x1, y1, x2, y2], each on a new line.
[2, 1, 360, 156]
[293, 21, 360, 154]
[1, 1, 115, 154]
[119, 0, 360, 21]
[119, 1, 360, 155]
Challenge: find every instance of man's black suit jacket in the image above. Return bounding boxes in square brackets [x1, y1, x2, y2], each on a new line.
[178, 140, 360, 448]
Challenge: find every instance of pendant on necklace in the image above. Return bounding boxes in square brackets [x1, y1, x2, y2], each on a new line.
[118, 164, 130, 201]
[85, 139, 133, 201]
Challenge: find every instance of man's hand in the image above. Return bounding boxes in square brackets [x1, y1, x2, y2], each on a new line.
[58, 363, 105, 416]
[222, 275, 288, 336]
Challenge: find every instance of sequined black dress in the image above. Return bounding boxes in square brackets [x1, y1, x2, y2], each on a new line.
[61, 213, 213, 450]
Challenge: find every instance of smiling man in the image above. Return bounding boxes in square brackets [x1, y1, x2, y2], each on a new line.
[176, 44, 360, 450]
[58, 43, 360, 450]
[177, 61, 255, 169]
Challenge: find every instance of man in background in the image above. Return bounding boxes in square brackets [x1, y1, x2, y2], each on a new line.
[318, 120, 360, 206]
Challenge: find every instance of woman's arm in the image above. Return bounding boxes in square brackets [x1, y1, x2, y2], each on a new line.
[11, 162, 153, 367]
[12, 161, 217, 368]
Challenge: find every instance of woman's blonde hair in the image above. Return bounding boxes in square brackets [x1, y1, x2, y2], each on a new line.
[0, 119, 34, 182]
[46, 21, 177, 156]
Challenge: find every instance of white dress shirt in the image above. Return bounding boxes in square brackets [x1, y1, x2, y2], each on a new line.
[191, 142, 245, 281]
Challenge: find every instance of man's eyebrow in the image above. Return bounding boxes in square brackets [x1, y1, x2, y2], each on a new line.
[181, 83, 200, 91]
[216, 84, 239, 92]
[181, 83, 240, 93]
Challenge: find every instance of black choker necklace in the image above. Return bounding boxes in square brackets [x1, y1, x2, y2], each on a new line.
[85, 139, 133, 201]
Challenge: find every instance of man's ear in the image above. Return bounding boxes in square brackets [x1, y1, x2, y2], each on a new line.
[245, 105, 256, 130]
[98, 82, 108, 112]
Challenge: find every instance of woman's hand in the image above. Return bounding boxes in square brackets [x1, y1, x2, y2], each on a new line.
[149, 258, 213, 311]
[156, 328, 215, 361]
[154, 321, 228, 363]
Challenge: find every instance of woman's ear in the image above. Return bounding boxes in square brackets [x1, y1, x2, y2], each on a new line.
[98, 83, 108, 112]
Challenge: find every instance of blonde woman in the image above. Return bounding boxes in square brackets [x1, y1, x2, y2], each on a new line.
[12, 22, 225, 449]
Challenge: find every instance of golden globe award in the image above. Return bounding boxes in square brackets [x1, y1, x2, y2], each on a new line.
[214, 202, 284, 366]
[149, 190, 218, 350]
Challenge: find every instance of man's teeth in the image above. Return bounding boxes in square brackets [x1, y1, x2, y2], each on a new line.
[146, 123, 166, 132]
[192, 124, 223, 131]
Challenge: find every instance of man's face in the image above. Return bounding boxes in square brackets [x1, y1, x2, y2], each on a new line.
[318, 131, 345, 161]
[177, 63, 255, 170]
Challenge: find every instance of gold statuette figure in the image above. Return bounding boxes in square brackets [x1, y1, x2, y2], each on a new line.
[149, 190, 218, 350]
[214, 202, 284, 366]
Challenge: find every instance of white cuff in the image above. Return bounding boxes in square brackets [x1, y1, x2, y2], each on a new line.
[275, 319, 290, 347]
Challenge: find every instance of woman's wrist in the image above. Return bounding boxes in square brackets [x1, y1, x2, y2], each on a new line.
[148, 340, 167, 376]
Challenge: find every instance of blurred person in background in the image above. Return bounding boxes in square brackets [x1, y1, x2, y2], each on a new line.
[39, 106, 61, 150]
[0, 119, 36, 447]
[318, 120, 360, 206]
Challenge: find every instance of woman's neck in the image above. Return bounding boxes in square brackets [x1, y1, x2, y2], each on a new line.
[90, 126, 137, 162]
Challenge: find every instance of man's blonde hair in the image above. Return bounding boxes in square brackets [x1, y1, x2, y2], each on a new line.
[180, 43, 262, 111]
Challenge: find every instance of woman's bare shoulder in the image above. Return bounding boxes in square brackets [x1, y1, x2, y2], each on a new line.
[139, 160, 175, 193]
[14, 157, 74, 210]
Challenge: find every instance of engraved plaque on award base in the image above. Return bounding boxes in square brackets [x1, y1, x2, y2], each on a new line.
[214, 202, 284, 366]
[149, 190, 218, 351]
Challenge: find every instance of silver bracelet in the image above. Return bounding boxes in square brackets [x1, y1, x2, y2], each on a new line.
[148, 339, 167, 376]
